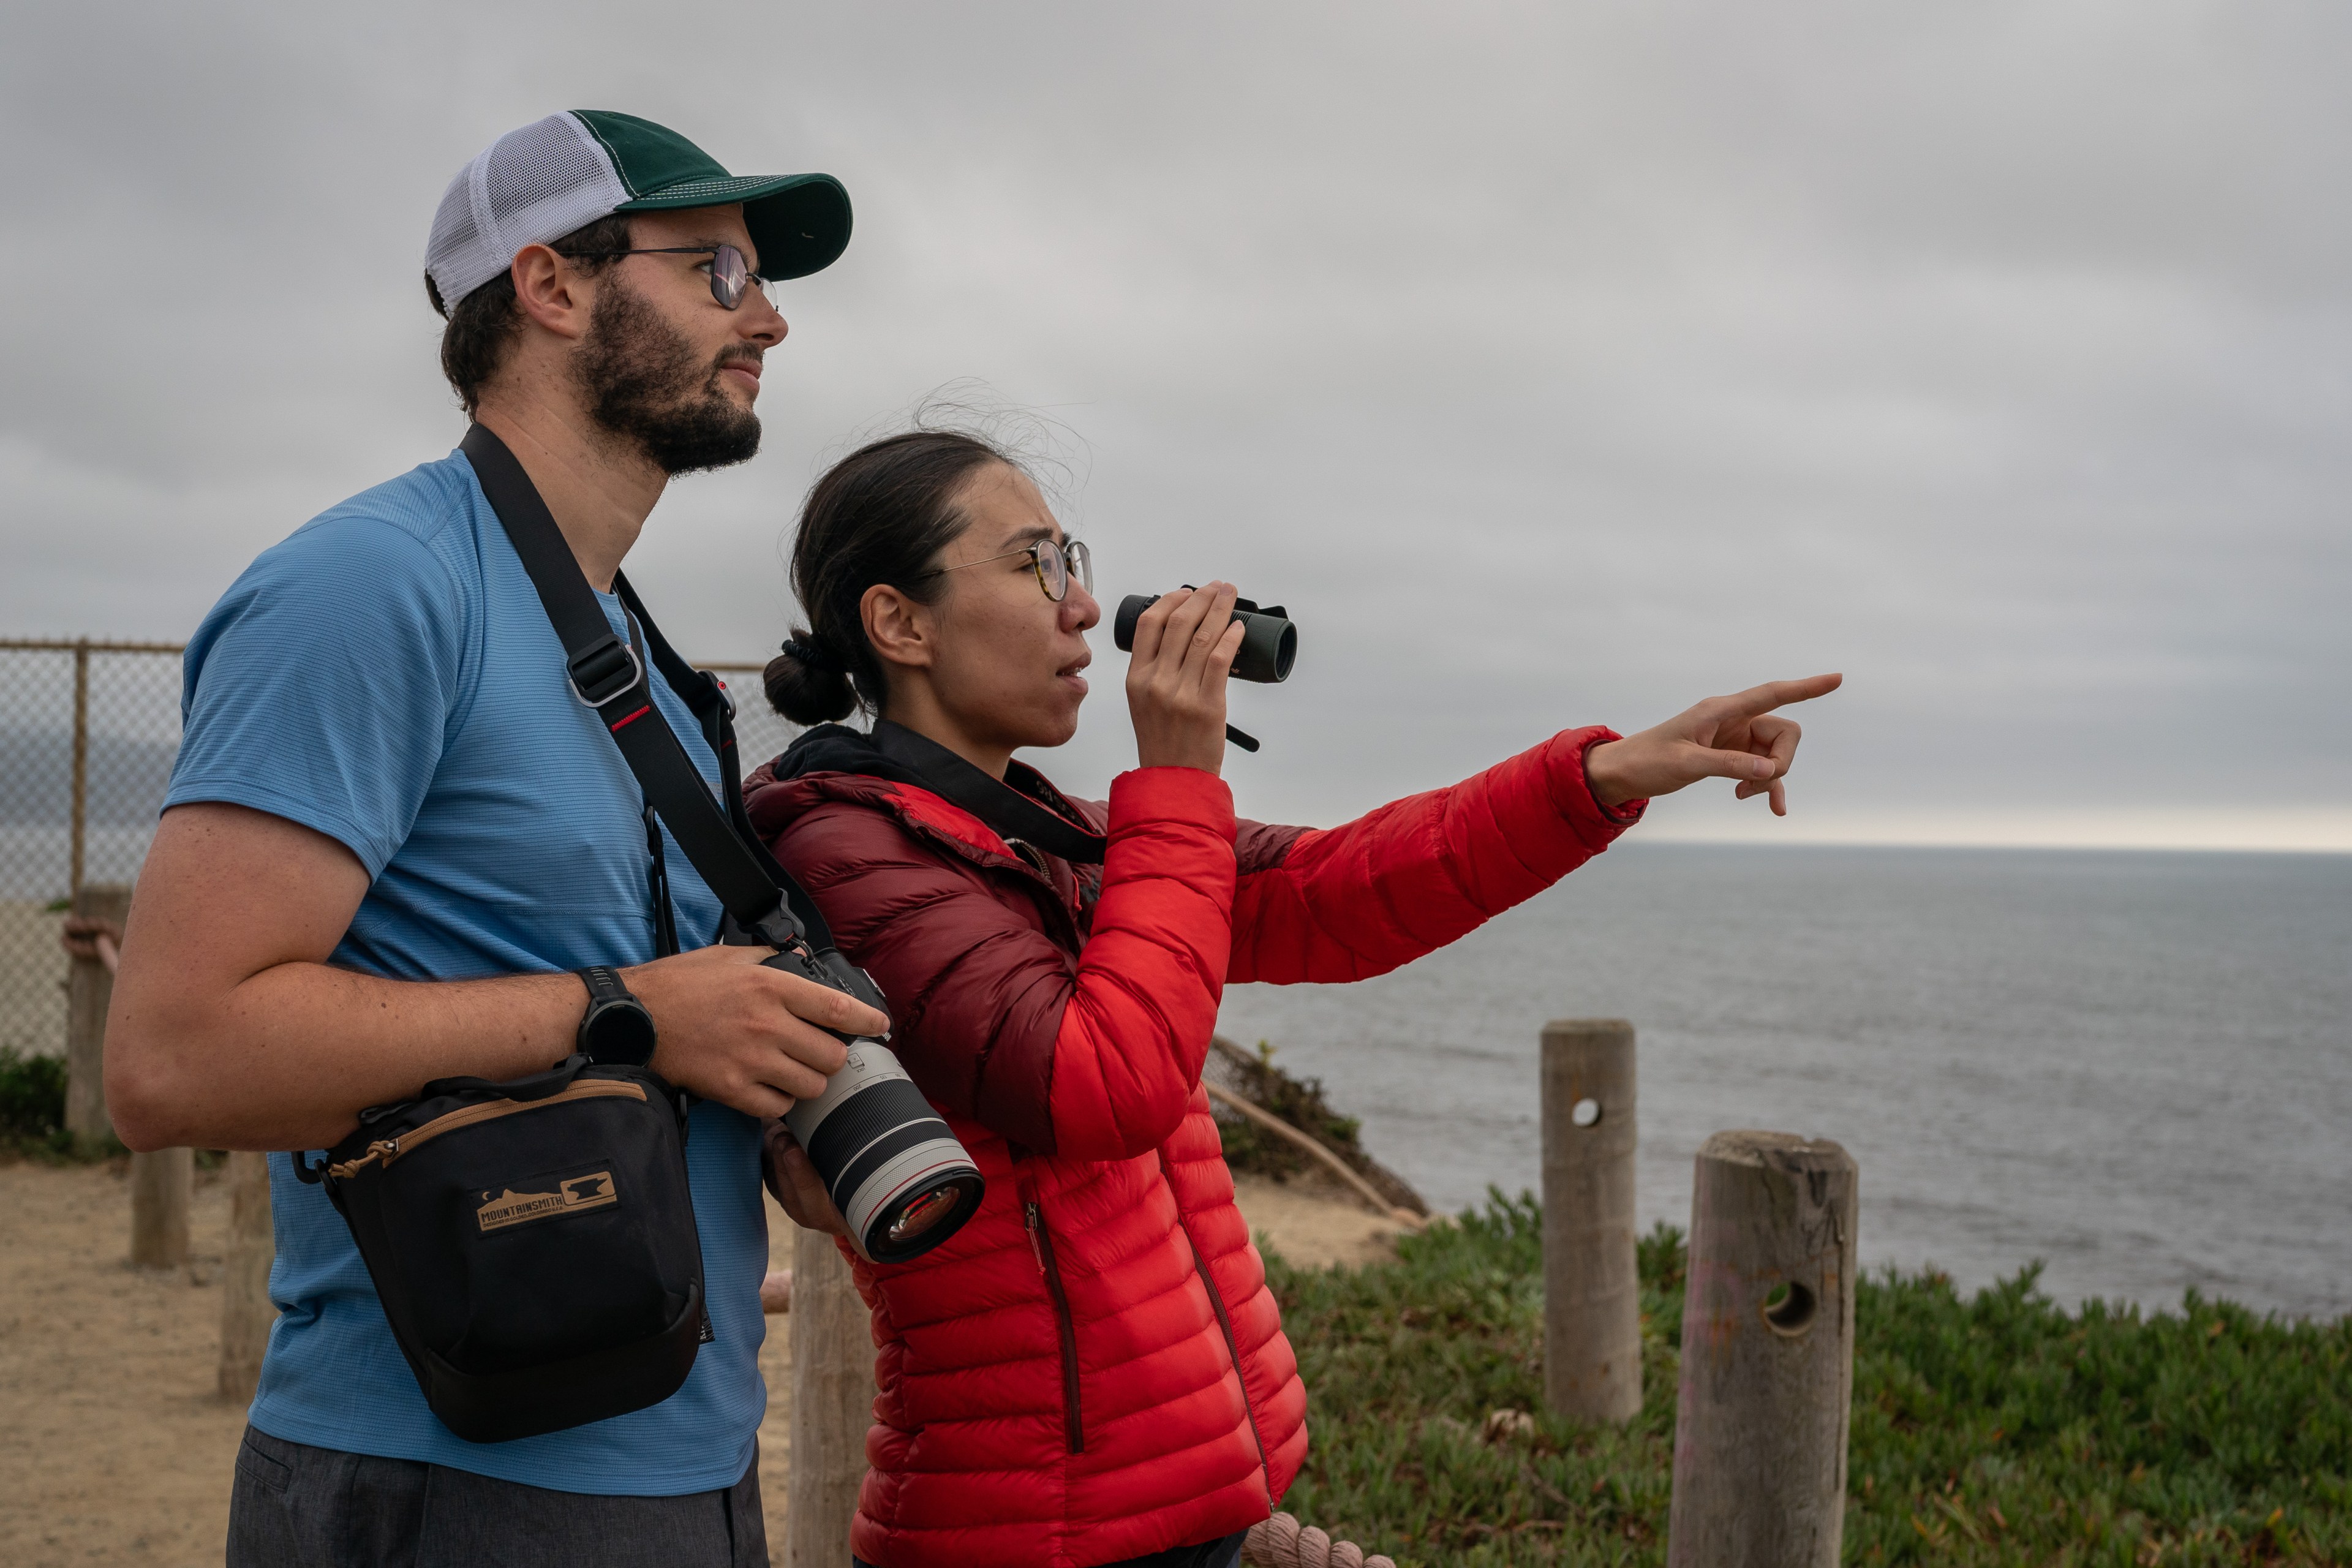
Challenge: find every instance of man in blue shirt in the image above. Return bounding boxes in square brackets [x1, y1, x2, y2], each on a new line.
[104, 112, 882, 1567]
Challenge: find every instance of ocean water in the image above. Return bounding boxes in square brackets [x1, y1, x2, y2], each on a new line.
[1216, 843, 2352, 1319]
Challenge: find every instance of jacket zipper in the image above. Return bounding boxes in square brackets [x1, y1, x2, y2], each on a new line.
[324, 1079, 648, 1179]
[1167, 1164, 1276, 1507]
[1022, 1187, 1085, 1454]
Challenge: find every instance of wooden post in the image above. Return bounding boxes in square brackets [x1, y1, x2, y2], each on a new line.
[1540, 1019, 1642, 1424]
[786, 1224, 872, 1567]
[64, 881, 131, 1146]
[129, 1145, 193, 1269]
[1666, 1130, 1858, 1568]
[218, 1150, 276, 1401]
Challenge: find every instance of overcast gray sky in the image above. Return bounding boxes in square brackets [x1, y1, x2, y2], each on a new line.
[4, 2, 2348, 845]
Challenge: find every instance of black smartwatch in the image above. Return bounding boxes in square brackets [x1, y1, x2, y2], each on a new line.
[576, 966, 657, 1066]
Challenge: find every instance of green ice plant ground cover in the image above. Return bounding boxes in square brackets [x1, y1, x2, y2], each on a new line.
[1263, 1193, 2349, 1566]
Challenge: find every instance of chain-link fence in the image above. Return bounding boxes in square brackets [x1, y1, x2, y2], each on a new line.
[0, 644, 796, 1064]
[0, 639, 186, 1060]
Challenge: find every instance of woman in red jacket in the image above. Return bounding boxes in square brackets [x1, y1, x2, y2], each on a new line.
[747, 429, 1836, 1568]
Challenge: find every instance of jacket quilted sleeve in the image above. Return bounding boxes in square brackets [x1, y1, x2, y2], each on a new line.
[773, 766, 1237, 1161]
[1227, 725, 1642, 984]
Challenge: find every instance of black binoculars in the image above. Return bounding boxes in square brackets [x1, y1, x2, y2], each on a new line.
[1112, 591, 1298, 685]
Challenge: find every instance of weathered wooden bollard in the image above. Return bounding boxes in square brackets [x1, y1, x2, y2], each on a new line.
[129, 1145, 193, 1268]
[786, 1225, 872, 1567]
[64, 881, 131, 1146]
[1666, 1130, 1858, 1568]
[1540, 1019, 1642, 1423]
[218, 1150, 276, 1401]
[64, 880, 194, 1268]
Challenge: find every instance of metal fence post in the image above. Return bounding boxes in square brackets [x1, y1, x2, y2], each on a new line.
[69, 638, 89, 898]
[1666, 1130, 1858, 1568]
[1540, 1019, 1643, 1423]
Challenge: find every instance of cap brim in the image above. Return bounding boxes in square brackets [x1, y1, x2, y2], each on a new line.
[616, 172, 851, 281]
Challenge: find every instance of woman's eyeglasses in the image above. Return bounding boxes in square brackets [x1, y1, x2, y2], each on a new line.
[572, 242, 778, 311]
[917, 537, 1093, 603]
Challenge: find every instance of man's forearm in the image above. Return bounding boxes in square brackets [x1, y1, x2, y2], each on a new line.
[107, 961, 584, 1152]
[107, 807, 875, 1153]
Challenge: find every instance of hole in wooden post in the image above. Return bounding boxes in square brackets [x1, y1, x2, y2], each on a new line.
[1569, 1098, 1602, 1128]
[1761, 1280, 1817, 1336]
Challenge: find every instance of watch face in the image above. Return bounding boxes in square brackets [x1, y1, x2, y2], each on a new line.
[588, 1001, 658, 1066]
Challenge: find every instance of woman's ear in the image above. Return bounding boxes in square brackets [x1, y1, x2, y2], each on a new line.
[862, 584, 936, 673]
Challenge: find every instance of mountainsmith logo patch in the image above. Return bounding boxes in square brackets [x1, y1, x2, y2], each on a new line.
[475, 1170, 620, 1233]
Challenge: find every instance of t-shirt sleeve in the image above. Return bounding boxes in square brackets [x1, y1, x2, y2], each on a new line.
[165, 515, 467, 878]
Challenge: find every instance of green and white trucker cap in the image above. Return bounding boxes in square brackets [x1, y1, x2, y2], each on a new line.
[425, 110, 851, 306]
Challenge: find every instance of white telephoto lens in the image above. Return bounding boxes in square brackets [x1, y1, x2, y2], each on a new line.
[784, 1039, 982, 1263]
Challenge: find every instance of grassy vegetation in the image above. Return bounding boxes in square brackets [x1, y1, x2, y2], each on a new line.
[1212, 1038, 1428, 1214]
[0, 1044, 127, 1160]
[0, 1044, 74, 1156]
[1264, 1193, 2349, 1566]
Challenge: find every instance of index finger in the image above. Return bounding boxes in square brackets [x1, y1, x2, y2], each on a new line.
[1723, 672, 1843, 719]
[1124, 589, 1189, 667]
[1176, 583, 1240, 684]
[764, 965, 891, 1038]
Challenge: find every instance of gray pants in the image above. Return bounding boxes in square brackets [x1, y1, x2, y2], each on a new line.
[227, 1427, 767, 1568]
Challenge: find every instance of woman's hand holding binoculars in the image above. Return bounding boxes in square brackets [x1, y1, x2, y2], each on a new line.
[1125, 582, 1248, 775]
[1585, 673, 1844, 816]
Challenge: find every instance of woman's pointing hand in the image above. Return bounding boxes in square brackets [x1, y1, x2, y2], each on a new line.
[1584, 673, 1843, 816]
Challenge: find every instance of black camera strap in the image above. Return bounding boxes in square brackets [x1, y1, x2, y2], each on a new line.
[869, 720, 1107, 865]
[459, 423, 832, 954]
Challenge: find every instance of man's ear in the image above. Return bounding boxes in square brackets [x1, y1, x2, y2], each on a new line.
[509, 244, 596, 341]
[862, 584, 935, 672]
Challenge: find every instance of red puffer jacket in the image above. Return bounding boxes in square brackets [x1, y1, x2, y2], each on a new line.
[744, 725, 1643, 1568]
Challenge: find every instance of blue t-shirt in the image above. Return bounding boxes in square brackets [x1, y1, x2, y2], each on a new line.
[165, 451, 766, 1495]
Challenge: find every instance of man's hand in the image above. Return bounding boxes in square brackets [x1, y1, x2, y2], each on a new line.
[625, 945, 884, 1120]
[761, 1117, 851, 1237]
[1585, 673, 1842, 816]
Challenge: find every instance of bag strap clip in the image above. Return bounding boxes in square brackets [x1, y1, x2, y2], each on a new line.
[567, 634, 644, 709]
[458, 421, 842, 954]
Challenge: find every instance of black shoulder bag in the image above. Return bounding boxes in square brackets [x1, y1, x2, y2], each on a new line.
[292, 425, 875, 1445]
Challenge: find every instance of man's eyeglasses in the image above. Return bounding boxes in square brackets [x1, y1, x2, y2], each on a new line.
[573, 242, 778, 311]
[917, 537, 1093, 603]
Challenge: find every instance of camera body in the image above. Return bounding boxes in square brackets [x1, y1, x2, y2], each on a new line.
[761, 944, 984, 1264]
[1114, 591, 1298, 684]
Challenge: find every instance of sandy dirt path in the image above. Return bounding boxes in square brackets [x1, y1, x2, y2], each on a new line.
[0, 1159, 1396, 1566]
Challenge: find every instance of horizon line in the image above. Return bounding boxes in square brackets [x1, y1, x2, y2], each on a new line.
[1634, 807, 2352, 856]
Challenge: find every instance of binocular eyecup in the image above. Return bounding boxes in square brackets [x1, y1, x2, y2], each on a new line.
[1112, 590, 1298, 685]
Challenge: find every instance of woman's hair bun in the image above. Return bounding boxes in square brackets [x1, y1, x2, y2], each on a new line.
[782, 422, 1016, 723]
[766, 630, 857, 725]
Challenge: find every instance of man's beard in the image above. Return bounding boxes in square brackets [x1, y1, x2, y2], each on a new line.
[572, 277, 762, 475]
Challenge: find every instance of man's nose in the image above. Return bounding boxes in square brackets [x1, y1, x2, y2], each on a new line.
[742, 293, 788, 347]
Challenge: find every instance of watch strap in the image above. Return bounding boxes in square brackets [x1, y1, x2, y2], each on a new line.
[578, 966, 632, 1009]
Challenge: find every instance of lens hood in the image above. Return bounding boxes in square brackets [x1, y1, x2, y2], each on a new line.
[764, 947, 984, 1264]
